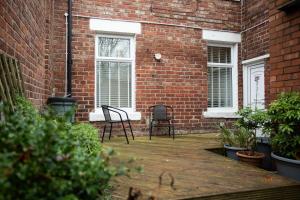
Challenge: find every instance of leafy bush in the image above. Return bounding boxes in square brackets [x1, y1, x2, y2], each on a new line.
[268, 92, 300, 159]
[0, 98, 115, 199]
[71, 123, 101, 155]
[236, 107, 270, 135]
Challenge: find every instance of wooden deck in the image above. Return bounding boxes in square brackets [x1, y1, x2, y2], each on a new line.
[103, 134, 300, 200]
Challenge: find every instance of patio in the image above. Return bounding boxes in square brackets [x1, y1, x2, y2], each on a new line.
[104, 134, 300, 200]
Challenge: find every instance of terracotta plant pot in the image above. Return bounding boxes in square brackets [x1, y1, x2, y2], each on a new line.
[236, 151, 265, 167]
[224, 144, 248, 161]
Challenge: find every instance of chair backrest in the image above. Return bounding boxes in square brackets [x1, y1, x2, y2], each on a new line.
[101, 105, 111, 121]
[152, 104, 168, 120]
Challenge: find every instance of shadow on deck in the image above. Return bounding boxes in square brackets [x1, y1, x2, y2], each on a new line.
[103, 134, 300, 200]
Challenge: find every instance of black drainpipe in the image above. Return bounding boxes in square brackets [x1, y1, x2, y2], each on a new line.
[46, 0, 75, 122]
[67, 0, 73, 97]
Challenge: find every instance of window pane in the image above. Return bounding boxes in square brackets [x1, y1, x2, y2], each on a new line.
[212, 67, 220, 107]
[208, 46, 231, 64]
[120, 63, 131, 107]
[208, 67, 212, 107]
[98, 61, 109, 106]
[98, 37, 130, 58]
[96, 61, 132, 108]
[208, 67, 232, 108]
[110, 62, 119, 107]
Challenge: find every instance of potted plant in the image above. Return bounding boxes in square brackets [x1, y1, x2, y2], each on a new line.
[234, 108, 267, 167]
[219, 124, 250, 160]
[268, 92, 300, 181]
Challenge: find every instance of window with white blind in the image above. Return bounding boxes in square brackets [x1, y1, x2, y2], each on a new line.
[206, 44, 238, 115]
[208, 45, 233, 108]
[95, 35, 135, 110]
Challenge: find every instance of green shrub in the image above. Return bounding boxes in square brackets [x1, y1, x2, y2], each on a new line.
[70, 123, 101, 155]
[268, 92, 300, 159]
[236, 107, 270, 136]
[0, 98, 115, 199]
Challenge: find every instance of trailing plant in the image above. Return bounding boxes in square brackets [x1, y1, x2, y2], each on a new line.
[0, 97, 119, 199]
[268, 92, 300, 159]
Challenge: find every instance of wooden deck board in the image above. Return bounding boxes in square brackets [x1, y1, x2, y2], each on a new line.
[103, 134, 300, 199]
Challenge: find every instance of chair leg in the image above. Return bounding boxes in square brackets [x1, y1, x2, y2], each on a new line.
[172, 125, 175, 140]
[109, 123, 113, 140]
[168, 121, 171, 137]
[121, 121, 129, 144]
[128, 121, 134, 140]
[149, 121, 153, 140]
[101, 124, 107, 143]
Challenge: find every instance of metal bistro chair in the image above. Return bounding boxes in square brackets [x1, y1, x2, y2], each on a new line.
[101, 105, 134, 144]
[149, 104, 175, 140]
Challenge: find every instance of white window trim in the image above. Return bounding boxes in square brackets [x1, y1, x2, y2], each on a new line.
[202, 30, 241, 118]
[242, 54, 269, 65]
[202, 30, 241, 43]
[90, 19, 141, 35]
[204, 43, 238, 116]
[89, 34, 141, 121]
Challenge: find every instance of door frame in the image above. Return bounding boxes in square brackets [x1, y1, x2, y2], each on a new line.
[243, 60, 266, 108]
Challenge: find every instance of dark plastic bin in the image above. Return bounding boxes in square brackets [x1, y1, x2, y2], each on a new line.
[47, 97, 76, 122]
[256, 137, 276, 171]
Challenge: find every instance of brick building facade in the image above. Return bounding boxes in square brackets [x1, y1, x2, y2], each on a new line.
[0, 0, 299, 134]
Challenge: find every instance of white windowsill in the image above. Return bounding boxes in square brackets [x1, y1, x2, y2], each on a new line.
[203, 111, 240, 118]
[89, 111, 141, 122]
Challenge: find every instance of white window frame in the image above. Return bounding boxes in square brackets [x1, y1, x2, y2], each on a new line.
[203, 43, 239, 118]
[94, 34, 136, 113]
[88, 19, 142, 122]
[89, 34, 141, 121]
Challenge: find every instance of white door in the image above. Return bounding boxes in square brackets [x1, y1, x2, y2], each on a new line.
[244, 63, 265, 109]
[244, 62, 265, 137]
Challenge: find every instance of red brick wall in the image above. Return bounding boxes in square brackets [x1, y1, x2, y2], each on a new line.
[241, 0, 271, 106]
[0, 0, 55, 107]
[241, 0, 269, 60]
[52, 0, 241, 133]
[269, 0, 300, 100]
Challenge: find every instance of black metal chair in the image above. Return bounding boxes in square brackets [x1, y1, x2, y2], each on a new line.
[101, 105, 134, 144]
[149, 104, 175, 140]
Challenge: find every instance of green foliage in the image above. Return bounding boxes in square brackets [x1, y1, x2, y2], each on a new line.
[219, 106, 270, 150]
[219, 125, 251, 148]
[268, 92, 300, 159]
[236, 107, 270, 136]
[0, 98, 116, 200]
[70, 123, 101, 155]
